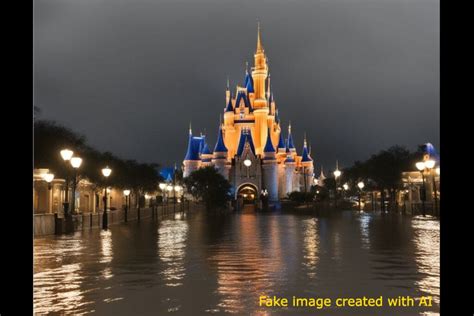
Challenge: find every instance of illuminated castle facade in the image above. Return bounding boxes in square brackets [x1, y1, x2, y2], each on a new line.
[183, 26, 314, 202]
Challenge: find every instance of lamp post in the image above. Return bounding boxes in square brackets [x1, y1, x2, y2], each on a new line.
[357, 181, 365, 212]
[333, 162, 341, 208]
[342, 183, 349, 201]
[123, 189, 130, 222]
[101, 166, 112, 229]
[70, 157, 82, 215]
[415, 161, 427, 217]
[60, 149, 73, 218]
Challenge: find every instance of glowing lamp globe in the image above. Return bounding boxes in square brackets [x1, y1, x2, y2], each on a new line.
[102, 166, 112, 177]
[167, 185, 173, 192]
[60, 149, 73, 161]
[333, 169, 341, 178]
[123, 190, 131, 196]
[416, 162, 425, 171]
[343, 184, 349, 191]
[159, 183, 166, 190]
[425, 159, 435, 169]
[70, 157, 82, 169]
[357, 181, 365, 190]
[42, 173, 55, 183]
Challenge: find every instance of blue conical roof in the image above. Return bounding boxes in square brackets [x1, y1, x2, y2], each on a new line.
[184, 133, 205, 161]
[214, 127, 228, 152]
[301, 143, 312, 162]
[264, 129, 275, 153]
[424, 143, 440, 162]
[237, 129, 256, 156]
[244, 72, 254, 93]
[277, 132, 285, 149]
[287, 132, 295, 149]
[201, 141, 212, 155]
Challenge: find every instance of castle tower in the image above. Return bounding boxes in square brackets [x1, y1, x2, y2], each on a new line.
[183, 124, 202, 177]
[212, 125, 230, 179]
[300, 136, 314, 192]
[262, 128, 278, 201]
[252, 23, 269, 155]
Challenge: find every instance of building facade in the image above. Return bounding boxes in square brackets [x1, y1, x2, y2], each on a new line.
[183, 27, 315, 203]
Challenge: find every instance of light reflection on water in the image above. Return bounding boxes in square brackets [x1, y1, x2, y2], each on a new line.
[34, 210, 439, 315]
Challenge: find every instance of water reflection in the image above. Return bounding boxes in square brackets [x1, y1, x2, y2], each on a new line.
[33, 211, 440, 315]
[412, 216, 440, 304]
[158, 219, 188, 287]
[358, 212, 372, 250]
[100, 230, 113, 280]
[302, 218, 319, 279]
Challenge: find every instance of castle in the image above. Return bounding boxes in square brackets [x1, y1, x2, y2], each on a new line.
[183, 25, 315, 203]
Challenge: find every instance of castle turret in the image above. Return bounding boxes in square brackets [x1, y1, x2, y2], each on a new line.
[300, 136, 314, 192]
[183, 124, 203, 177]
[212, 125, 230, 179]
[252, 23, 269, 155]
[262, 128, 278, 202]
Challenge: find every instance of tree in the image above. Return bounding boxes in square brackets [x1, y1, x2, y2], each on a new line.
[34, 119, 163, 198]
[183, 166, 231, 210]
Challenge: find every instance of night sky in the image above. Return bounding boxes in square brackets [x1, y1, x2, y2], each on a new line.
[34, 0, 439, 172]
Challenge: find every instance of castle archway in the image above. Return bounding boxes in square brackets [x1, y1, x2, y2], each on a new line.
[236, 183, 258, 204]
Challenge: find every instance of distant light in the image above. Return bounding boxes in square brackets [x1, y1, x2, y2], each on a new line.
[333, 169, 341, 178]
[313, 178, 319, 185]
[167, 185, 173, 192]
[316, 190, 320, 194]
[106, 188, 111, 193]
[159, 183, 167, 190]
[102, 166, 112, 177]
[357, 181, 365, 190]
[174, 185, 182, 192]
[42, 173, 54, 183]
[343, 184, 349, 191]
[425, 159, 435, 169]
[244, 159, 252, 167]
[123, 189, 131, 196]
[60, 149, 73, 161]
[145, 194, 150, 199]
[416, 162, 425, 171]
[435, 167, 440, 175]
[70, 157, 82, 169]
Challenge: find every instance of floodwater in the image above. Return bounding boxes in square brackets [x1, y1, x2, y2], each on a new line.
[34, 208, 439, 315]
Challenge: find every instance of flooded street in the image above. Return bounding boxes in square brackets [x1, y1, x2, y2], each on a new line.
[34, 209, 439, 315]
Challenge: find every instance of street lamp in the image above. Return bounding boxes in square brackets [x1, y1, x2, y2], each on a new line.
[424, 159, 439, 217]
[416, 161, 427, 217]
[333, 162, 341, 208]
[101, 166, 112, 229]
[123, 189, 130, 222]
[357, 181, 364, 212]
[70, 157, 82, 215]
[343, 183, 349, 191]
[60, 149, 74, 218]
[42, 173, 55, 190]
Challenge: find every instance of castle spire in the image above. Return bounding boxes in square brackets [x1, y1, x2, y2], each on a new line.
[226, 76, 229, 90]
[257, 21, 263, 53]
[189, 122, 192, 135]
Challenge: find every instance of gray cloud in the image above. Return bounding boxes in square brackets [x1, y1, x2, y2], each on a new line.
[34, 0, 439, 172]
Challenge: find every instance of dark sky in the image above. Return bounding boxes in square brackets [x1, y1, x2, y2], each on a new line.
[34, 0, 439, 172]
